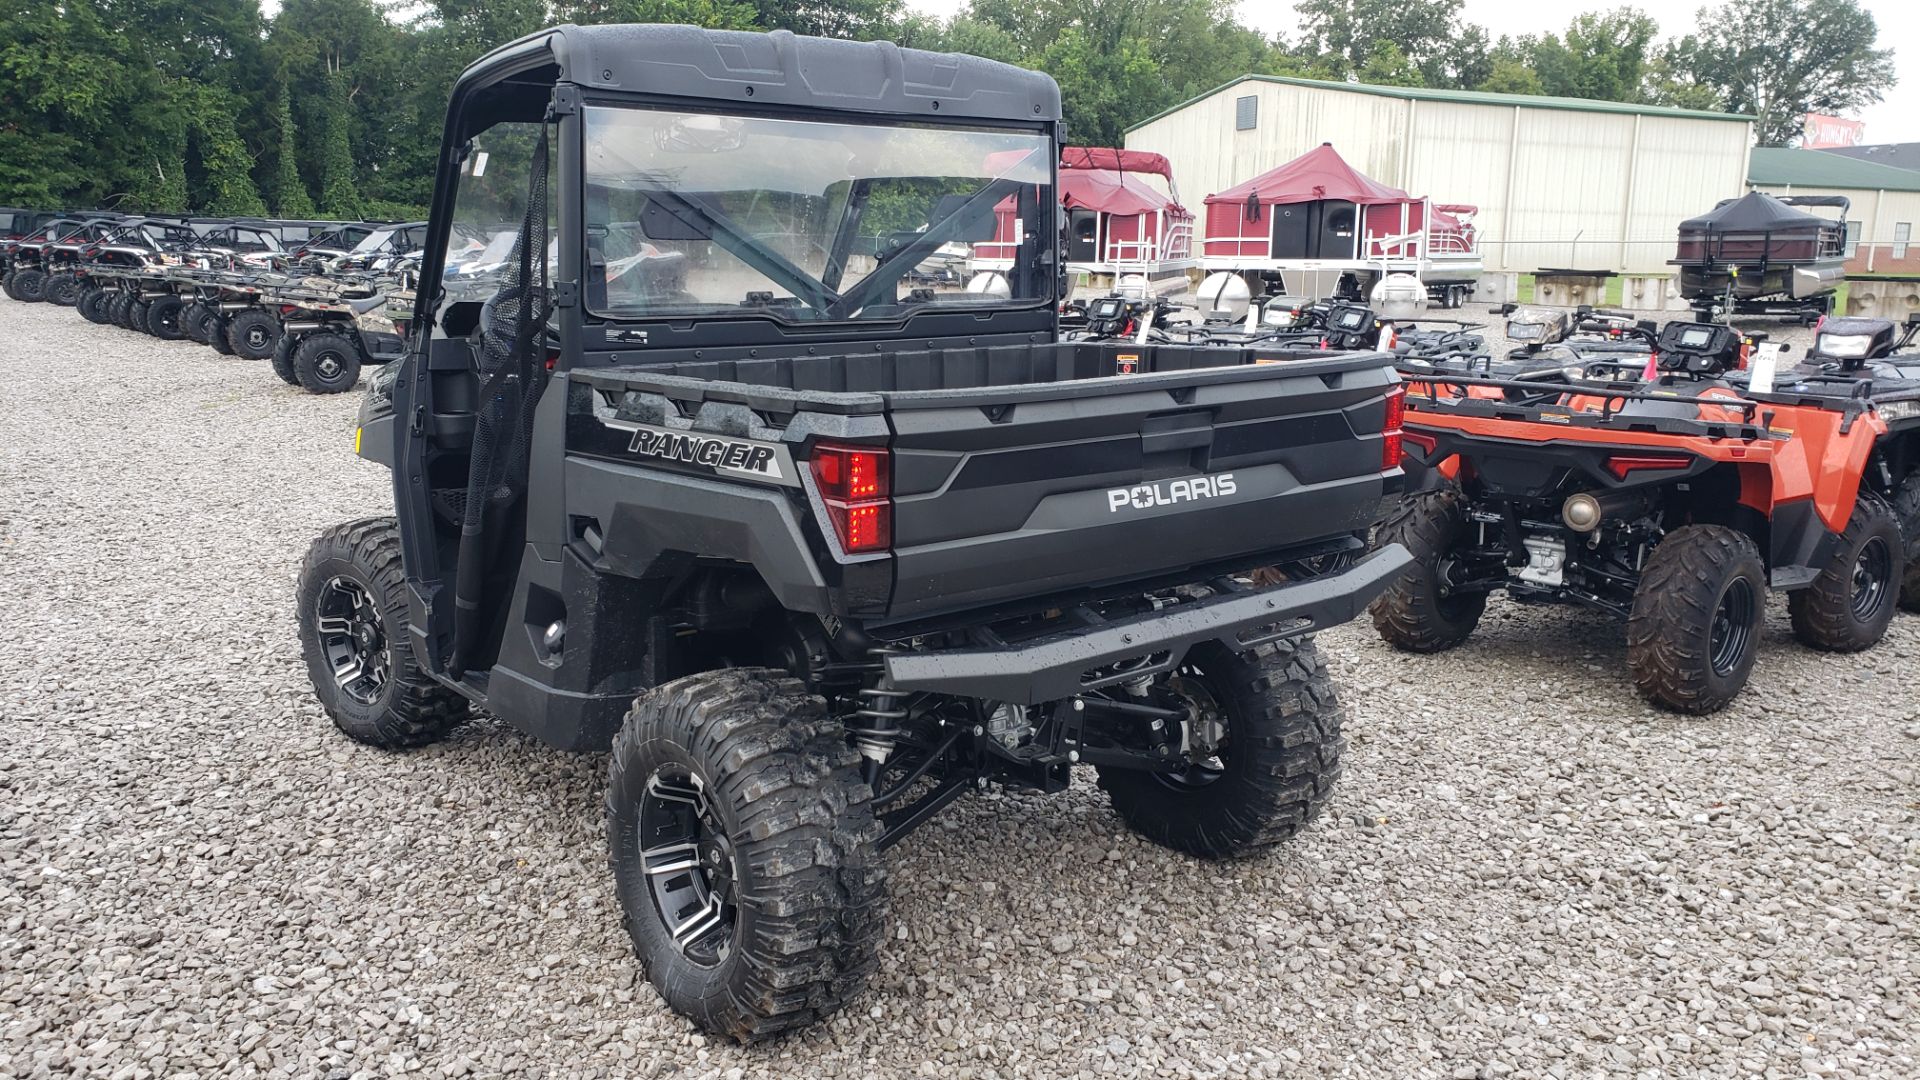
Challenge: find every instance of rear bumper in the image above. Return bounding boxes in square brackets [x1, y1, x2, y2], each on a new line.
[883, 544, 1410, 704]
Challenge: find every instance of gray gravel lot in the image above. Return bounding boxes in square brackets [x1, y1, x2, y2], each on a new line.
[1, 299, 1915, 1080]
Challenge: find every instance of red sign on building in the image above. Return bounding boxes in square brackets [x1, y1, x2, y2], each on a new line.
[1802, 113, 1865, 149]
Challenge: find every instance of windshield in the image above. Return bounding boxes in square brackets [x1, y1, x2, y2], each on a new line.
[583, 106, 1052, 322]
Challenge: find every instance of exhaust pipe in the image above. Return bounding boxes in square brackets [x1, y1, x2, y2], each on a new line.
[1562, 490, 1648, 533]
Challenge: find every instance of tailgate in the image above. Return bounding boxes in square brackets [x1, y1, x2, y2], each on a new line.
[884, 355, 1400, 619]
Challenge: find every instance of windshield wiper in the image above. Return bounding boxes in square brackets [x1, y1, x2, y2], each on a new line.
[829, 176, 1026, 319]
[640, 184, 839, 314]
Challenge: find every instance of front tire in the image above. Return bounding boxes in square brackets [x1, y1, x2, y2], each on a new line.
[78, 288, 113, 324]
[1369, 486, 1488, 651]
[181, 301, 212, 343]
[44, 272, 81, 306]
[226, 308, 280, 359]
[1627, 525, 1766, 714]
[1096, 638, 1344, 858]
[293, 331, 363, 393]
[607, 668, 887, 1042]
[1789, 492, 1902, 651]
[296, 517, 469, 748]
[145, 294, 188, 340]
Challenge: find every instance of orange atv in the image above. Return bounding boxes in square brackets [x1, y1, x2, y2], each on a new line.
[1374, 319, 1910, 713]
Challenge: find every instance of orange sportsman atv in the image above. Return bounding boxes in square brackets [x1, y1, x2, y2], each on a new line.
[1373, 319, 1906, 713]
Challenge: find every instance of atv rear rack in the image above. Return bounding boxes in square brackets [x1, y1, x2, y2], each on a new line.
[1400, 369, 1773, 440]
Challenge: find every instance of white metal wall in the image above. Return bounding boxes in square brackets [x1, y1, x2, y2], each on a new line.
[1126, 81, 1755, 274]
[1749, 183, 1920, 272]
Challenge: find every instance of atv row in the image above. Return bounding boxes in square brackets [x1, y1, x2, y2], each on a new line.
[1374, 305, 1920, 712]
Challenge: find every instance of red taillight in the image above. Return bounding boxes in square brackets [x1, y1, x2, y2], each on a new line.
[1604, 454, 1692, 479]
[810, 444, 891, 553]
[1381, 384, 1407, 469]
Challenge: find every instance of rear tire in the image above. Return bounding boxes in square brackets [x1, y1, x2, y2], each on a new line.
[145, 294, 187, 340]
[1369, 486, 1488, 651]
[292, 331, 363, 393]
[127, 298, 151, 334]
[208, 314, 235, 354]
[1789, 493, 1902, 651]
[1627, 525, 1765, 714]
[1890, 469, 1920, 613]
[607, 668, 886, 1042]
[1096, 638, 1343, 858]
[11, 268, 46, 302]
[226, 308, 279, 359]
[296, 517, 469, 748]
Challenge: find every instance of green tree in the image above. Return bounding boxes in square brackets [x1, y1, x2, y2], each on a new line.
[316, 72, 361, 217]
[1657, 0, 1894, 144]
[1523, 11, 1658, 102]
[195, 94, 269, 216]
[268, 82, 316, 217]
[1290, 0, 1488, 87]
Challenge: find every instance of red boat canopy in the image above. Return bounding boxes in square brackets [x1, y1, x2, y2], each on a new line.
[1059, 147, 1173, 182]
[1060, 169, 1182, 216]
[1206, 143, 1411, 207]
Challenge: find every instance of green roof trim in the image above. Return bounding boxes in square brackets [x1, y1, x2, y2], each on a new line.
[1748, 147, 1920, 193]
[1125, 74, 1755, 134]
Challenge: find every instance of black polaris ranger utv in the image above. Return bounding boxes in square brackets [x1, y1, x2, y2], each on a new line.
[296, 24, 1410, 1041]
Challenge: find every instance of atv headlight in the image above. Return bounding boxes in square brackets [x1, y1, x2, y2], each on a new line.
[1878, 399, 1920, 422]
[1817, 333, 1874, 359]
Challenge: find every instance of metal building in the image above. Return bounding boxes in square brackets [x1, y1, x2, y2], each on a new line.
[1748, 148, 1920, 276]
[1124, 75, 1754, 276]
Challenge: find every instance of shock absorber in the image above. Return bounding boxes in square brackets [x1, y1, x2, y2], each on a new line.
[850, 646, 909, 765]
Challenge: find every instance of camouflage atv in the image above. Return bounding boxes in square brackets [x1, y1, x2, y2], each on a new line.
[262, 273, 414, 393]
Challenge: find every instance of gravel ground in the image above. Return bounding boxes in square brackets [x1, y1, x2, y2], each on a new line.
[2, 299, 1916, 1080]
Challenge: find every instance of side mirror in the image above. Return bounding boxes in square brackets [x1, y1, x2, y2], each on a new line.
[1493, 302, 1515, 316]
[1906, 311, 1920, 326]
[1576, 304, 1593, 315]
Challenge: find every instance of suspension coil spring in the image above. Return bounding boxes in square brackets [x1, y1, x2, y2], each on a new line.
[851, 646, 910, 764]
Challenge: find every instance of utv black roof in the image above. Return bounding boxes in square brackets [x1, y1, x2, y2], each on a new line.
[457, 23, 1062, 126]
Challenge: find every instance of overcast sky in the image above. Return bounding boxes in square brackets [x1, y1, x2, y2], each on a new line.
[905, 0, 1919, 143]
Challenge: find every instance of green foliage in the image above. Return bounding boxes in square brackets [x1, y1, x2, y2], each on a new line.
[316, 72, 361, 217]
[195, 95, 269, 216]
[1655, 0, 1895, 144]
[0, 0, 1898, 212]
[269, 82, 317, 217]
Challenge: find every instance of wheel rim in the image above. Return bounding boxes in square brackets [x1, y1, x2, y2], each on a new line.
[315, 576, 390, 705]
[637, 768, 738, 967]
[1850, 535, 1892, 620]
[1709, 578, 1755, 676]
[247, 326, 270, 350]
[1149, 668, 1231, 791]
[315, 349, 347, 380]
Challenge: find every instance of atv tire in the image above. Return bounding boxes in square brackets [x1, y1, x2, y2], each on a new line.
[1369, 486, 1488, 651]
[1096, 638, 1343, 858]
[297, 517, 469, 748]
[270, 334, 300, 384]
[607, 668, 887, 1042]
[78, 288, 113, 324]
[1789, 492, 1902, 651]
[208, 314, 235, 354]
[44, 272, 82, 306]
[1627, 525, 1766, 714]
[107, 292, 133, 328]
[182, 302, 212, 344]
[1890, 468, 1920, 612]
[145, 295, 188, 340]
[127, 298, 152, 334]
[11, 268, 46, 302]
[226, 308, 279, 359]
[292, 332, 363, 393]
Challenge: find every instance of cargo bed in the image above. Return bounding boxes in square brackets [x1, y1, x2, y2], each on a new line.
[570, 342, 1402, 622]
